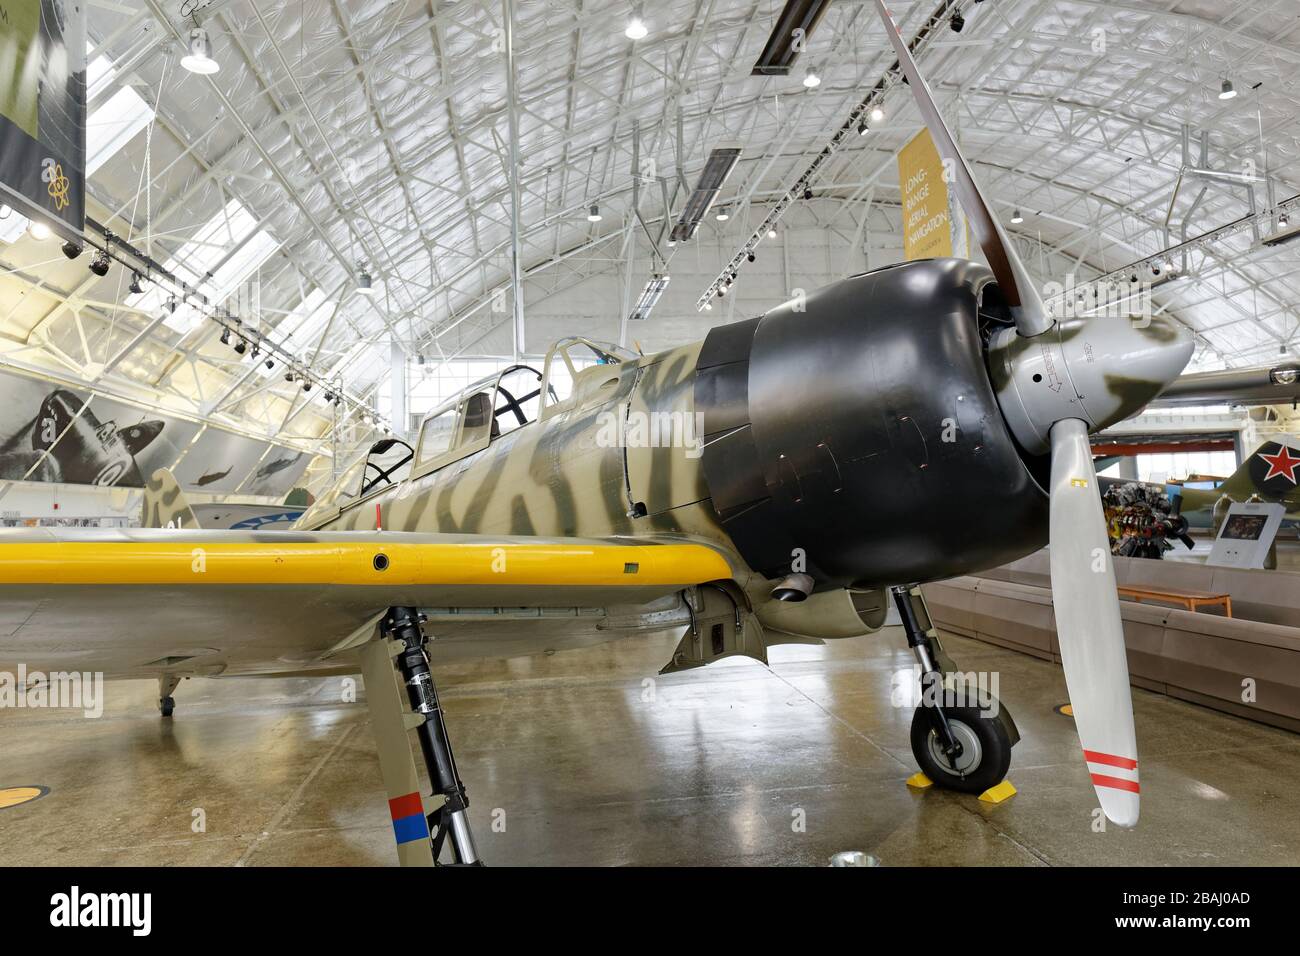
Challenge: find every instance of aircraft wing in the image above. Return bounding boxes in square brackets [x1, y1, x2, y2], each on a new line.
[0, 528, 735, 678]
[1150, 363, 1299, 408]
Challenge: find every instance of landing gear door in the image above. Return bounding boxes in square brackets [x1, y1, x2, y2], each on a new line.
[625, 346, 709, 517]
[661, 585, 767, 674]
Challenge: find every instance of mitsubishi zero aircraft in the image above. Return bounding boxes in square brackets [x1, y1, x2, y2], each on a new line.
[0, 3, 1194, 866]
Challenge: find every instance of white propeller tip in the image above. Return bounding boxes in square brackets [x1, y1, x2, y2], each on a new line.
[1099, 791, 1140, 828]
[1087, 749, 1140, 826]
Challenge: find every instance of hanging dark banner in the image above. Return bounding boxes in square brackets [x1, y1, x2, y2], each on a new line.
[0, 0, 86, 238]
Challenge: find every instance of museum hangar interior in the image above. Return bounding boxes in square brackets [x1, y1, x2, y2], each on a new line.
[0, 0, 1298, 869]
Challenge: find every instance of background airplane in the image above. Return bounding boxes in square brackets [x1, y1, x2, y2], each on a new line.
[1098, 439, 1300, 530]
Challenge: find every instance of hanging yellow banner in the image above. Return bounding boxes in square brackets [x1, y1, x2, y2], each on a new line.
[898, 129, 950, 259]
[898, 128, 967, 261]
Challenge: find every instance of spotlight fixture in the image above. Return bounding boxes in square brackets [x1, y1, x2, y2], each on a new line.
[703, 301, 713, 310]
[803, 187, 814, 200]
[951, 12, 965, 32]
[767, 227, 777, 239]
[250, 342, 260, 359]
[219, 328, 231, 346]
[802, 69, 821, 89]
[88, 250, 110, 277]
[356, 269, 374, 296]
[746, 251, 756, 263]
[28, 220, 52, 241]
[857, 120, 869, 135]
[265, 358, 274, 370]
[1218, 78, 1236, 100]
[165, 295, 178, 313]
[587, 204, 602, 222]
[715, 207, 729, 221]
[869, 105, 884, 123]
[624, 16, 647, 40]
[1010, 209, 1024, 224]
[1151, 261, 1161, 276]
[61, 240, 82, 259]
[302, 381, 312, 392]
[324, 391, 335, 403]
[128, 272, 145, 295]
[181, 27, 220, 75]
[717, 284, 726, 297]
[666, 238, 677, 247]
[234, 338, 247, 355]
[1280, 212, 1291, 228]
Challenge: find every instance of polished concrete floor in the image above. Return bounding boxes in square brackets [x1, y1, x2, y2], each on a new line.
[3, 627, 1299, 866]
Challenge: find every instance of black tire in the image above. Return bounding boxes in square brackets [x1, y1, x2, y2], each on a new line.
[909, 704, 1011, 795]
[159, 696, 175, 718]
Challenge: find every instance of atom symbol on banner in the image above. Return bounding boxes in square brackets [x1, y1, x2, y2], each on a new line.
[47, 163, 70, 211]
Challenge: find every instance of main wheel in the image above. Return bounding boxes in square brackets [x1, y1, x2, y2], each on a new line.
[159, 696, 175, 718]
[909, 704, 1011, 794]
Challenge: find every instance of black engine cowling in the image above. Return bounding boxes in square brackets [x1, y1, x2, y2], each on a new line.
[694, 258, 1049, 589]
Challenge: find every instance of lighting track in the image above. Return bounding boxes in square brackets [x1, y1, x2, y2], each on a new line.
[82, 216, 386, 429]
[696, 0, 967, 310]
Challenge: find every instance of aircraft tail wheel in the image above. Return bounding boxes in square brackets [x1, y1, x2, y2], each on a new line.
[158, 696, 175, 718]
[909, 704, 1010, 795]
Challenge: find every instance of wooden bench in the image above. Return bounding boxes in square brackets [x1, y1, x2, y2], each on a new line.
[1118, 584, 1233, 618]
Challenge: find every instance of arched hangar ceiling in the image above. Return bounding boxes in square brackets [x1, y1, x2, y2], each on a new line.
[0, 0, 1297, 442]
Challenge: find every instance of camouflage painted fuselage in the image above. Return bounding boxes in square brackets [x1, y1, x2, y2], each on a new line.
[304, 342, 764, 608]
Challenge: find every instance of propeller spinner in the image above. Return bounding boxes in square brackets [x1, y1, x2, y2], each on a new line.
[870, 0, 1194, 824]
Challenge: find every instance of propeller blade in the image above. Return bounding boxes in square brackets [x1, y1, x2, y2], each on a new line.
[868, 0, 1051, 337]
[1049, 418, 1140, 826]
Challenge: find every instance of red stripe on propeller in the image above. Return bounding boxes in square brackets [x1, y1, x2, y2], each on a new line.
[1084, 749, 1138, 770]
[1090, 772, 1141, 793]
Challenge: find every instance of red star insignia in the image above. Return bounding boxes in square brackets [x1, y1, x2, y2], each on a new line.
[1259, 444, 1300, 484]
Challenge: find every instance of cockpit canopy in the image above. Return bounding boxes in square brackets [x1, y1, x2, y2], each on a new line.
[412, 363, 545, 473]
[297, 337, 635, 527]
[411, 336, 634, 474]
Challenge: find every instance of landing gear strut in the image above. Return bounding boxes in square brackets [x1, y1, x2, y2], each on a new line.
[158, 675, 179, 718]
[891, 585, 1015, 794]
[374, 606, 480, 866]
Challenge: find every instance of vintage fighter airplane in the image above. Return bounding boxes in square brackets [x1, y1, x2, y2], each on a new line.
[0, 3, 1194, 865]
[1098, 439, 1300, 532]
[0, 388, 165, 486]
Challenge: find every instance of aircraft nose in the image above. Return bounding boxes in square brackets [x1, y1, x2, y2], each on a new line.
[1069, 313, 1195, 432]
[987, 312, 1195, 455]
